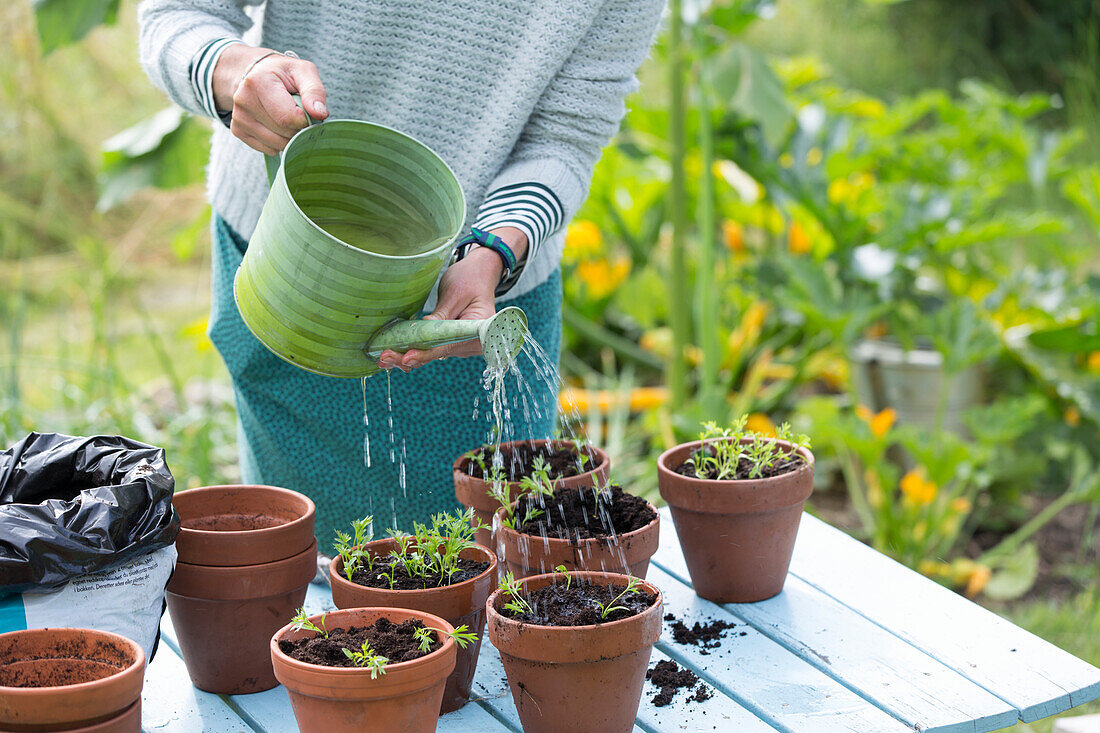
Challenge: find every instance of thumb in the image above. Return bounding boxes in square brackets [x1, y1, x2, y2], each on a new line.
[288, 61, 328, 119]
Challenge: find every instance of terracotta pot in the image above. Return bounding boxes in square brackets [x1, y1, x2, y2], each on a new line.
[0, 628, 144, 732]
[271, 607, 457, 733]
[486, 571, 662, 733]
[657, 438, 814, 603]
[453, 440, 610, 548]
[328, 539, 497, 713]
[173, 484, 316, 566]
[166, 538, 317, 694]
[492, 499, 659, 580]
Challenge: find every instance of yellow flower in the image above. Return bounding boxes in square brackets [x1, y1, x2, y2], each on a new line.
[950, 497, 972, 514]
[871, 408, 896, 438]
[849, 98, 886, 118]
[726, 302, 769, 357]
[788, 221, 811, 255]
[864, 468, 883, 509]
[779, 152, 795, 168]
[856, 405, 873, 423]
[745, 413, 776, 437]
[564, 220, 602, 262]
[827, 178, 850, 204]
[1065, 406, 1082, 428]
[900, 469, 937, 506]
[918, 559, 950, 579]
[1088, 351, 1100, 372]
[181, 317, 213, 353]
[722, 220, 745, 252]
[964, 564, 992, 598]
[806, 147, 823, 166]
[576, 257, 630, 299]
[639, 328, 672, 358]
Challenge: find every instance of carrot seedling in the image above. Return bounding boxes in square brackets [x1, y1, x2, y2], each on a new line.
[342, 640, 388, 679]
[290, 608, 330, 639]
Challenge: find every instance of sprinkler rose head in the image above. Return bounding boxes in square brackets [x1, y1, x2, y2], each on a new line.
[479, 307, 528, 370]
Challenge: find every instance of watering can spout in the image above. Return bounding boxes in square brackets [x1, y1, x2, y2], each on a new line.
[364, 306, 528, 370]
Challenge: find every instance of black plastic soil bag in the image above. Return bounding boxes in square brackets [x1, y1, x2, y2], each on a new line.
[0, 432, 180, 594]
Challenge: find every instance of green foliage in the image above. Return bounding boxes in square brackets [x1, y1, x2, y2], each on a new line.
[597, 576, 643, 619]
[689, 417, 810, 479]
[371, 509, 483, 589]
[98, 108, 209, 211]
[342, 640, 388, 679]
[290, 609, 329, 640]
[33, 0, 120, 54]
[333, 516, 375, 581]
[499, 572, 533, 617]
[414, 625, 478, 652]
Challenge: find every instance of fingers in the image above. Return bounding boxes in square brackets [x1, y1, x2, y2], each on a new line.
[227, 53, 328, 154]
[288, 61, 329, 119]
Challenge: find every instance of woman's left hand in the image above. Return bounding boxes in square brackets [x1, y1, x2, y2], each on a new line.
[378, 228, 527, 372]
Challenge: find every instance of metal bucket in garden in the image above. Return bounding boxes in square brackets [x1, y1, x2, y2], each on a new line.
[234, 109, 524, 378]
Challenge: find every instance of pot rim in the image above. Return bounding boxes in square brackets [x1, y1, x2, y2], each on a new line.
[656, 438, 814, 488]
[174, 484, 316, 544]
[173, 537, 318, 576]
[329, 538, 497, 596]
[270, 607, 457, 676]
[452, 439, 609, 484]
[0, 628, 144, 697]
[493, 496, 659, 544]
[485, 570, 662, 632]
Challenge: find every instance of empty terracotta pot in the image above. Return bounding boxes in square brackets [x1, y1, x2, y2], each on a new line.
[167, 538, 318, 694]
[271, 607, 457, 733]
[173, 484, 316, 566]
[453, 440, 610, 548]
[657, 438, 814, 603]
[328, 538, 497, 713]
[492, 501, 659, 580]
[486, 571, 662, 733]
[0, 627, 144, 732]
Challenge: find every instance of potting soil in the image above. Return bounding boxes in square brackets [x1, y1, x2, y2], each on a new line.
[503, 580, 657, 626]
[278, 617, 440, 668]
[465, 443, 593, 482]
[646, 659, 713, 707]
[664, 612, 741, 655]
[514, 484, 656, 539]
[675, 449, 805, 480]
[350, 556, 490, 590]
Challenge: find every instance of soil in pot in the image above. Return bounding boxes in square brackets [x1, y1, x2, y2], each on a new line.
[512, 485, 656, 539]
[487, 571, 663, 733]
[279, 617, 442, 667]
[502, 578, 658, 626]
[674, 446, 806, 480]
[465, 442, 594, 482]
[496, 484, 660, 579]
[454, 439, 610, 548]
[348, 556, 489, 590]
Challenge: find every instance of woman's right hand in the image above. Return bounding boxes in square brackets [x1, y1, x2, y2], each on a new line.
[212, 44, 329, 155]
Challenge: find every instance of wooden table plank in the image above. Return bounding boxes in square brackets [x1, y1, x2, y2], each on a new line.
[142, 642, 254, 733]
[654, 511, 1020, 733]
[645, 565, 910, 731]
[788, 513, 1100, 723]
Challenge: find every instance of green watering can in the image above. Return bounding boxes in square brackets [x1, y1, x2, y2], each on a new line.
[233, 104, 528, 378]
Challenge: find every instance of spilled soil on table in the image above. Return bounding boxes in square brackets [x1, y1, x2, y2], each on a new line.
[646, 659, 713, 707]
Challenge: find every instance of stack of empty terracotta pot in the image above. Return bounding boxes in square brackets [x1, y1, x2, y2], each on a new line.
[167, 484, 317, 693]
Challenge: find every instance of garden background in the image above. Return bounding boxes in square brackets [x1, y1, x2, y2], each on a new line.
[2, 2, 1099, 729]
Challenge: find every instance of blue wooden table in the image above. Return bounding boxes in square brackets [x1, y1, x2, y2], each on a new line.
[142, 508, 1100, 732]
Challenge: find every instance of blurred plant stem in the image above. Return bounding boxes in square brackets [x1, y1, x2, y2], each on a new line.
[694, 22, 721, 414]
[667, 0, 691, 406]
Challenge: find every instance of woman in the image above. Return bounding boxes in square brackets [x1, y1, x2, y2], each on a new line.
[138, 0, 665, 548]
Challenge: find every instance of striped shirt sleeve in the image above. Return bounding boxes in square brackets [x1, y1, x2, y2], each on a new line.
[189, 37, 242, 125]
[458, 181, 564, 294]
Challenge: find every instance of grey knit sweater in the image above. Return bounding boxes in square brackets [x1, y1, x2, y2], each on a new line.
[138, 0, 665, 300]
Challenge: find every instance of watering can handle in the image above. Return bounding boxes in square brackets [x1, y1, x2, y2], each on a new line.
[264, 94, 320, 186]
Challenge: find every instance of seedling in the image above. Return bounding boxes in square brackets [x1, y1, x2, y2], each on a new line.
[596, 576, 643, 620]
[553, 564, 572, 590]
[290, 608, 329, 639]
[500, 571, 533, 616]
[689, 418, 810, 480]
[413, 624, 479, 652]
[342, 640, 388, 679]
[333, 515, 374, 581]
